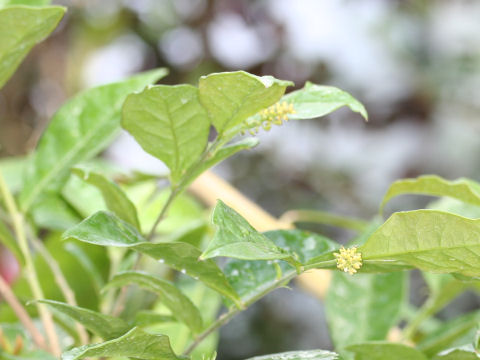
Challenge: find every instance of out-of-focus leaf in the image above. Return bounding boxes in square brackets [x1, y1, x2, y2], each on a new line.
[346, 342, 428, 360]
[199, 71, 292, 134]
[134, 311, 176, 327]
[122, 84, 210, 185]
[0, 6, 64, 88]
[72, 168, 139, 228]
[326, 272, 406, 351]
[360, 210, 480, 277]
[245, 350, 341, 360]
[0, 157, 28, 193]
[0, 219, 23, 263]
[418, 310, 480, 357]
[36, 300, 130, 340]
[104, 271, 203, 334]
[62, 211, 241, 307]
[224, 230, 337, 302]
[201, 200, 291, 261]
[20, 69, 167, 211]
[433, 345, 479, 360]
[30, 194, 81, 230]
[281, 82, 368, 121]
[61, 327, 181, 360]
[380, 175, 480, 214]
[0, 0, 51, 7]
[0, 350, 57, 360]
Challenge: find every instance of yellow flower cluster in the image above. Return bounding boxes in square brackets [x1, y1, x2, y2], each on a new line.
[247, 101, 296, 134]
[334, 246, 363, 275]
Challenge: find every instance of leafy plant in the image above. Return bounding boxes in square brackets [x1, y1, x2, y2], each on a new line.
[0, 3, 479, 360]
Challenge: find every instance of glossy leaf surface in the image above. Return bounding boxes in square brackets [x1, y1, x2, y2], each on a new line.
[61, 327, 181, 360]
[63, 211, 241, 306]
[20, 69, 167, 211]
[122, 84, 210, 184]
[246, 350, 341, 360]
[72, 168, 139, 228]
[346, 342, 428, 360]
[380, 175, 480, 213]
[199, 71, 292, 134]
[201, 200, 290, 261]
[37, 300, 130, 340]
[0, 6, 64, 88]
[104, 271, 203, 334]
[360, 210, 480, 277]
[282, 82, 368, 121]
[326, 272, 406, 351]
[433, 345, 479, 360]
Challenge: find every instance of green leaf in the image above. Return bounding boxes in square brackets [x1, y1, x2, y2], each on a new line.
[199, 71, 293, 134]
[0, 156, 28, 193]
[282, 82, 368, 121]
[61, 327, 182, 360]
[63, 211, 241, 307]
[104, 271, 203, 334]
[360, 210, 480, 277]
[326, 272, 406, 351]
[245, 350, 341, 360]
[122, 84, 210, 184]
[134, 311, 176, 327]
[346, 342, 428, 360]
[224, 230, 337, 302]
[418, 310, 480, 357]
[0, 218, 23, 263]
[30, 194, 82, 231]
[184, 137, 259, 187]
[433, 345, 480, 360]
[0, 0, 51, 7]
[201, 200, 291, 261]
[19, 68, 167, 211]
[380, 175, 480, 214]
[0, 6, 64, 88]
[36, 300, 130, 340]
[72, 168, 140, 229]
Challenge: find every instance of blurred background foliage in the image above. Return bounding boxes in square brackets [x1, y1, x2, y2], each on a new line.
[1, 0, 480, 358]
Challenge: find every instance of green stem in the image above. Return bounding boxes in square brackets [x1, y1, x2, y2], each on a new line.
[0, 171, 61, 356]
[147, 187, 179, 240]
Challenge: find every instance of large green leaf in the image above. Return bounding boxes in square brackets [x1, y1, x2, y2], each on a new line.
[62, 211, 241, 307]
[199, 71, 293, 134]
[0, 6, 64, 88]
[19, 68, 167, 211]
[281, 82, 368, 121]
[0, 0, 51, 7]
[0, 218, 23, 263]
[360, 210, 480, 277]
[433, 345, 479, 360]
[30, 193, 82, 231]
[346, 342, 428, 360]
[245, 350, 341, 360]
[36, 300, 130, 340]
[72, 168, 140, 229]
[122, 84, 210, 184]
[380, 175, 480, 214]
[201, 200, 291, 261]
[104, 271, 203, 334]
[224, 230, 337, 302]
[326, 272, 406, 352]
[61, 327, 181, 360]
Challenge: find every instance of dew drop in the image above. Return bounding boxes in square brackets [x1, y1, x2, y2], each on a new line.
[158, 259, 165, 263]
[231, 269, 239, 276]
[181, 269, 187, 274]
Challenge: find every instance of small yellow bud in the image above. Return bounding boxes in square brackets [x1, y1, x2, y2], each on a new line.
[333, 246, 363, 275]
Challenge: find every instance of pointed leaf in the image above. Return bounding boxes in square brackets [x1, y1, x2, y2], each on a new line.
[199, 71, 293, 134]
[380, 175, 480, 214]
[360, 210, 480, 277]
[433, 345, 479, 360]
[0, 6, 65, 88]
[61, 327, 181, 360]
[326, 272, 406, 351]
[36, 300, 130, 340]
[346, 342, 428, 360]
[72, 168, 140, 228]
[201, 200, 291, 261]
[122, 84, 210, 184]
[282, 82, 367, 121]
[245, 350, 341, 360]
[63, 211, 241, 306]
[104, 271, 203, 334]
[20, 68, 167, 211]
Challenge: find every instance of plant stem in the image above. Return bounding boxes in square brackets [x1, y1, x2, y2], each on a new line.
[0, 172, 61, 356]
[0, 275, 46, 350]
[30, 236, 89, 345]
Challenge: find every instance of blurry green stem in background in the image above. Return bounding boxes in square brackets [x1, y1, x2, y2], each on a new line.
[0, 171, 61, 356]
[280, 209, 369, 233]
